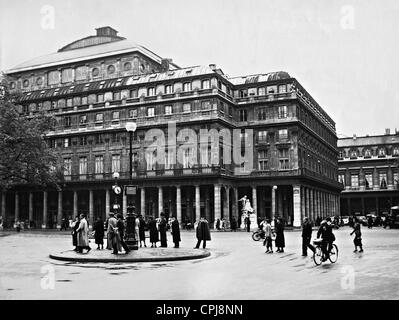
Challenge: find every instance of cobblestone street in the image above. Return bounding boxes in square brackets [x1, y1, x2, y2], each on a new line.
[1, 227, 399, 300]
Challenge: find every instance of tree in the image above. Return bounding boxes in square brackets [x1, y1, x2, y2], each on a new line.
[0, 74, 61, 191]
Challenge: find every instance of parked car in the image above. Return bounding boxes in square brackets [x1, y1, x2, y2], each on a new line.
[340, 216, 350, 225]
[356, 215, 368, 226]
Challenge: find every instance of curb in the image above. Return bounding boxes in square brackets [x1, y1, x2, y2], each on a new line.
[49, 250, 211, 263]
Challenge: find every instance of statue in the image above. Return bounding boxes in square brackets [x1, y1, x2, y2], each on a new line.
[239, 195, 254, 228]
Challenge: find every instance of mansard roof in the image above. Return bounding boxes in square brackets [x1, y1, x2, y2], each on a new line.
[228, 71, 291, 85]
[6, 39, 179, 74]
[338, 134, 399, 148]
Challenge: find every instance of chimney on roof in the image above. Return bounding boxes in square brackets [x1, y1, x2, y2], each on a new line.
[385, 128, 391, 135]
[161, 58, 172, 72]
[96, 26, 118, 37]
[209, 64, 216, 71]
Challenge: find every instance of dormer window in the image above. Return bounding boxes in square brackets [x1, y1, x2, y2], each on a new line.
[107, 65, 115, 74]
[378, 148, 386, 157]
[393, 147, 399, 156]
[364, 149, 372, 158]
[350, 150, 358, 158]
[147, 87, 155, 96]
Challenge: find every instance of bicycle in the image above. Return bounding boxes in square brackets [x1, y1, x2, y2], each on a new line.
[312, 238, 338, 265]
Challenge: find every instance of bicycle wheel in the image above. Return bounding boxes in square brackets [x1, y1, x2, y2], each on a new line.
[328, 244, 339, 263]
[252, 231, 261, 241]
[313, 246, 323, 265]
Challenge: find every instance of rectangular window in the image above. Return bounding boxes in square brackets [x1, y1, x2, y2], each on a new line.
[112, 111, 120, 121]
[351, 175, 359, 189]
[97, 94, 104, 103]
[129, 109, 138, 118]
[79, 115, 87, 125]
[81, 96, 88, 105]
[96, 134, 103, 145]
[48, 71, 60, 85]
[165, 85, 173, 94]
[64, 116, 71, 128]
[129, 89, 138, 98]
[66, 98, 73, 107]
[112, 155, 121, 173]
[379, 172, 387, 188]
[79, 157, 87, 175]
[183, 82, 192, 92]
[146, 151, 156, 171]
[258, 131, 267, 142]
[63, 158, 72, 176]
[278, 129, 288, 140]
[278, 84, 287, 93]
[147, 107, 155, 117]
[95, 156, 104, 174]
[258, 150, 268, 170]
[113, 91, 121, 100]
[61, 68, 73, 83]
[258, 87, 266, 96]
[147, 87, 155, 96]
[365, 173, 372, 189]
[63, 138, 71, 148]
[239, 109, 248, 122]
[338, 174, 345, 186]
[279, 159, 289, 170]
[75, 66, 87, 81]
[165, 105, 172, 115]
[111, 133, 120, 144]
[95, 113, 103, 122]
[183, 103, 191, 113]
[79, 136, 87, 146]
[201, 79, 210, 89]
[278, 105, 287, 119]
[201, 100, 211, 110]
[239, 90, 248, 98]
[258, 108, 266, 120]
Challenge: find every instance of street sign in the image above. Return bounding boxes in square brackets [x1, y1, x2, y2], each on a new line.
[125, 185, 137, 195]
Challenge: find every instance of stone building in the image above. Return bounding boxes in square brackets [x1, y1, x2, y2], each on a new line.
[2, 27, 342, 229]
[338, 129, 399, 216]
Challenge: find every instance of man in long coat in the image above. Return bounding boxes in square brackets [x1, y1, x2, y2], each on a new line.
[93, 217, 104, 250]
[71, 216, 80, 251]
[171, 216, 181, 248]
[76, 214, 91, 253]
[159, 213, 168, 247]
[275, 218, 285, 253]
[195, 217, 211, 249]
[138, 214, 147, 248]
[301, 217, 315, 256]
[107, 212, 121, 254]
[148, 216, 159, 247]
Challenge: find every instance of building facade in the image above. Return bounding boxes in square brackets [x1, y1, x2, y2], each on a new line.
[338, 129, 399, 216]
[2, 27, 342, 229]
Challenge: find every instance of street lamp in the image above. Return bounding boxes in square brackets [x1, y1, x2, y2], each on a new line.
[125, 121, 138, 250]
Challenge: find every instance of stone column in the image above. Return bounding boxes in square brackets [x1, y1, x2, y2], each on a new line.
[293, 185, 301, 227]
[176, 186, 181, 223]
[158, 186, 163, 215]
[29, 192, 33, 224]
[195, 185, 200, 222]
[232, 187, 238, 219]
[251, 185, 257, 229]
[309, 189, 314, 222]
[305, 188, 310, 219]
[57, 190, 63, 229]
[205, 187, 211, 222]
[1, 192, 6, 226]
[214, 184, 221, 222]
[271, 186, 277, 222]
[42, 191, 48, 229]
[14, 192, 19, 223]
[140, 188, 145, 215]
[73, 191, 78, 217]
[337, 195, 341, 216]
[301, 186, 306, 222]
[105, 189, 110, 215]
[89, 190, 94, 228]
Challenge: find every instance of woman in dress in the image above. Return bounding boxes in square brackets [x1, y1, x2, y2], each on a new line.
[148, 216, 159, 248]
[275, 218, 285, 253]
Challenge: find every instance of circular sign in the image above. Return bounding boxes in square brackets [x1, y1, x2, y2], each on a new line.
[113, 186, 122, 195]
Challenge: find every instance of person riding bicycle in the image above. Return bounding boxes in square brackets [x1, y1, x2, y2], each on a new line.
[316, 217, 336, 262]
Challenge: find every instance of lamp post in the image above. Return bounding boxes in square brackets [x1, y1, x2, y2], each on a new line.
[125, 121, 138, 250]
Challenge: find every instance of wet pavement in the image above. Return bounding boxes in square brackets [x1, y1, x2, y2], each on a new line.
[1, 227, 399, 300]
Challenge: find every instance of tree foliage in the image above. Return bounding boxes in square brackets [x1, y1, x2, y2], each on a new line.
[0, 74, 61, 191]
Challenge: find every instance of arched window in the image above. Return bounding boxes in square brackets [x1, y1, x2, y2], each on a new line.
[107, 65, 115, 74]
[378, 148, 386, 157]
[364, 149, 371, 158]
[123, 62, 132, 71]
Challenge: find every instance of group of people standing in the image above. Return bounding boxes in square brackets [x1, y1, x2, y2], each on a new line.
[260, 218, 285, 253]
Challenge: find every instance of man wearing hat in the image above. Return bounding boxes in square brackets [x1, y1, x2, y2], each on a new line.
[316, 217, 335, 261]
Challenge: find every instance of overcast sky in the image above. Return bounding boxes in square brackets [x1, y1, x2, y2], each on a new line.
[1, 0, 398, 138]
